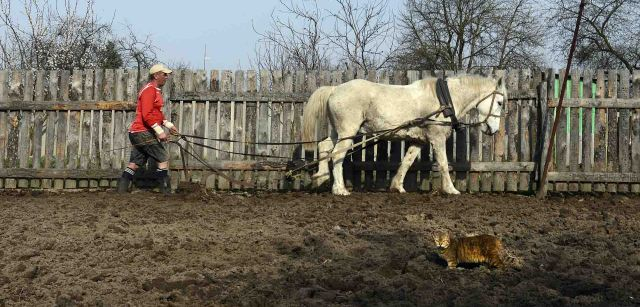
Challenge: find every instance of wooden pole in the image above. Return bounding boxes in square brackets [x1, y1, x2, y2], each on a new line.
[537, 0, 587, 199]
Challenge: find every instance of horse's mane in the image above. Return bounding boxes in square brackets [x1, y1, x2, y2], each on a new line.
[421, 74, 496, 92]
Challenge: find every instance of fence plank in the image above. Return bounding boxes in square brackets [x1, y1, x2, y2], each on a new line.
[618, 69, 631, 192]
[469, 108, 480, 193]
[55, 74, 68, 188]
[246, 70, 258, 157]
[0, 71, 8, 187]
[581, 70, 593, 192]
[79, 109, 91, 189]
[90, 72, 102, 181]
[31, 72, 45, 176]
[111, 69, 126, 172]
[32, 110, 44, 170]
[80, 70, 94, 175]
[270, 71, 285, 190]
[632, 70, 640, 193]
[291, 70, 305, 189]
[34, 71, 46, 187]
[168, 71, 183, 165]
[24, 70, 34, 102]
[80, 109, 91, 169]
[0, 111, 6, 170]
[606, 70, 618, 192]
[555, 70, 568, 192]
[569, 70, 580, 191]
[15, 72, 31, 187]
[519, 69, 532, 191]
[217, 70, 233, 189]
[100, 69, 114, 183]
[17, 110, 31, 184]
[234, 70, 246, 160]
[505, 70, 519, 192]
[0, 70, 8, 101]
[6, 111, 18, 189]
[44, 70, 58, 188]
[232, 70, 247, 189]
[255, 70, 271, 189]
[537, 72, 550, 193]
[9, 71, 23, 102]
[593, 70, 607, 192]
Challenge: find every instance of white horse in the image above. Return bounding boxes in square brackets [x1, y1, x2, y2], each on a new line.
[301, 74, 507, 195]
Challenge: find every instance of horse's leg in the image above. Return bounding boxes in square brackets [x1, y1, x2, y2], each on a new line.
[431, 136, 460, 195]
[330, 136, 354, 196]
[312, 136, 335, 188]
[390, 144, 422, 193]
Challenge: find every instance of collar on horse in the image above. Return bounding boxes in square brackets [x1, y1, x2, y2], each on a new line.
[435, 78, 460, 130]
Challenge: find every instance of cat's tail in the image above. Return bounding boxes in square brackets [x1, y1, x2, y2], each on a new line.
[501, 249, 524, 270]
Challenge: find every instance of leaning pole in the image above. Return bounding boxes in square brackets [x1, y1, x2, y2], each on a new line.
[537, 0, 587, 199]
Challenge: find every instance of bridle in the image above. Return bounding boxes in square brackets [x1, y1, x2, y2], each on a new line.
[463, 88, 505, 133]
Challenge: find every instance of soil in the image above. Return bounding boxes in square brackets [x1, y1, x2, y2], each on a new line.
[0, 190, 639, 306]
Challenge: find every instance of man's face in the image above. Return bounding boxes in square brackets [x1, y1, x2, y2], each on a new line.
[154, 72, 169, 87]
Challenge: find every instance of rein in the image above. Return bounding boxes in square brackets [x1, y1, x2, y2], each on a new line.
[455, 90, 505, 131]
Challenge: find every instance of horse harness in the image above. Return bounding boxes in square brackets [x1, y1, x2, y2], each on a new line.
[435, 78, 460, 130]
[436, 77, 504, 132]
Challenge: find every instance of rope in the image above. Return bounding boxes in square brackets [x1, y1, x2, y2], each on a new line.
[181, 138, 293, 160]
[171, 137, 256, 188]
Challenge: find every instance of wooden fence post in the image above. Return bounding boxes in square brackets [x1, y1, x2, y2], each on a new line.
[632, 70, 640, 193]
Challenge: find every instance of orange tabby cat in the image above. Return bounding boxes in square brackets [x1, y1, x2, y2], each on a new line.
[433, 231, 507, 269]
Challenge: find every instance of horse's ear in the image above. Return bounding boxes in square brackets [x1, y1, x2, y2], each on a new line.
[496, 76, 504, 87]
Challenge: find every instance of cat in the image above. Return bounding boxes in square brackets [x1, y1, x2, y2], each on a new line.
[432, 231, 516, 269]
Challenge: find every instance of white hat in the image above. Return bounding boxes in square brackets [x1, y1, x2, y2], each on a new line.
[149, 64, 172, 75]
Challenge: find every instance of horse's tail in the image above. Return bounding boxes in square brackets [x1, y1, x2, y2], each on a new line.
[302, 86, 335, 151]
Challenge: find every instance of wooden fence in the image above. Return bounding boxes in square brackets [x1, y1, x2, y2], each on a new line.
[0, 68, 638, 193]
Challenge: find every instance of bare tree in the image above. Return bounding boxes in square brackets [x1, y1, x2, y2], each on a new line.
[327, 0, 396, 72]
[253, 0, 396, 73]
[253, 0, 330, 72]
[493, 0, 545, 68]
[116, 23, 159, 80]
[0, 0, 158, 71]
[550, 0, 640, 71]
[395, 0, 545, 71]
[0, 0, 111, 69]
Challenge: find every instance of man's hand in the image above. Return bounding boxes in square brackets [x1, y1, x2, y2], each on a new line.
[157, 131, 168, 141]
[169, 126, 179, 135]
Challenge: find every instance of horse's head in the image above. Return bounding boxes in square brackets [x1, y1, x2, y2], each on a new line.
[476, 76, 506, 135]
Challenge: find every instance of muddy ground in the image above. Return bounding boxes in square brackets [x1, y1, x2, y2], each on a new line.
[0, 190, 639, 306]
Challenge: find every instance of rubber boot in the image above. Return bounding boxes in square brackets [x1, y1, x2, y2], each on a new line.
[117, 176, 132, 193]
[156, 169, 171, 195]
[159, 175, 172, 195]
[117, 167, 135, 194]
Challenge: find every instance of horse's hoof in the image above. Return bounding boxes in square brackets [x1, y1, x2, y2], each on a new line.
[332, 186, 351, 196]
[312, 174, 330, 187]
[444, 188, 460, 195]
[390, 186, 406, 193]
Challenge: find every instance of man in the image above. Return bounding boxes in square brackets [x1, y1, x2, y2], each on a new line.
[117, 63, 178, 194]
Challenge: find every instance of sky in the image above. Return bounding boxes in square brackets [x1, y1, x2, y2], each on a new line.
[95, 0, 406, 71]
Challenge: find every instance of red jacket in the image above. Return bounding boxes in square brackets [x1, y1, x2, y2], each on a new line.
[129, 81, 166, 133]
